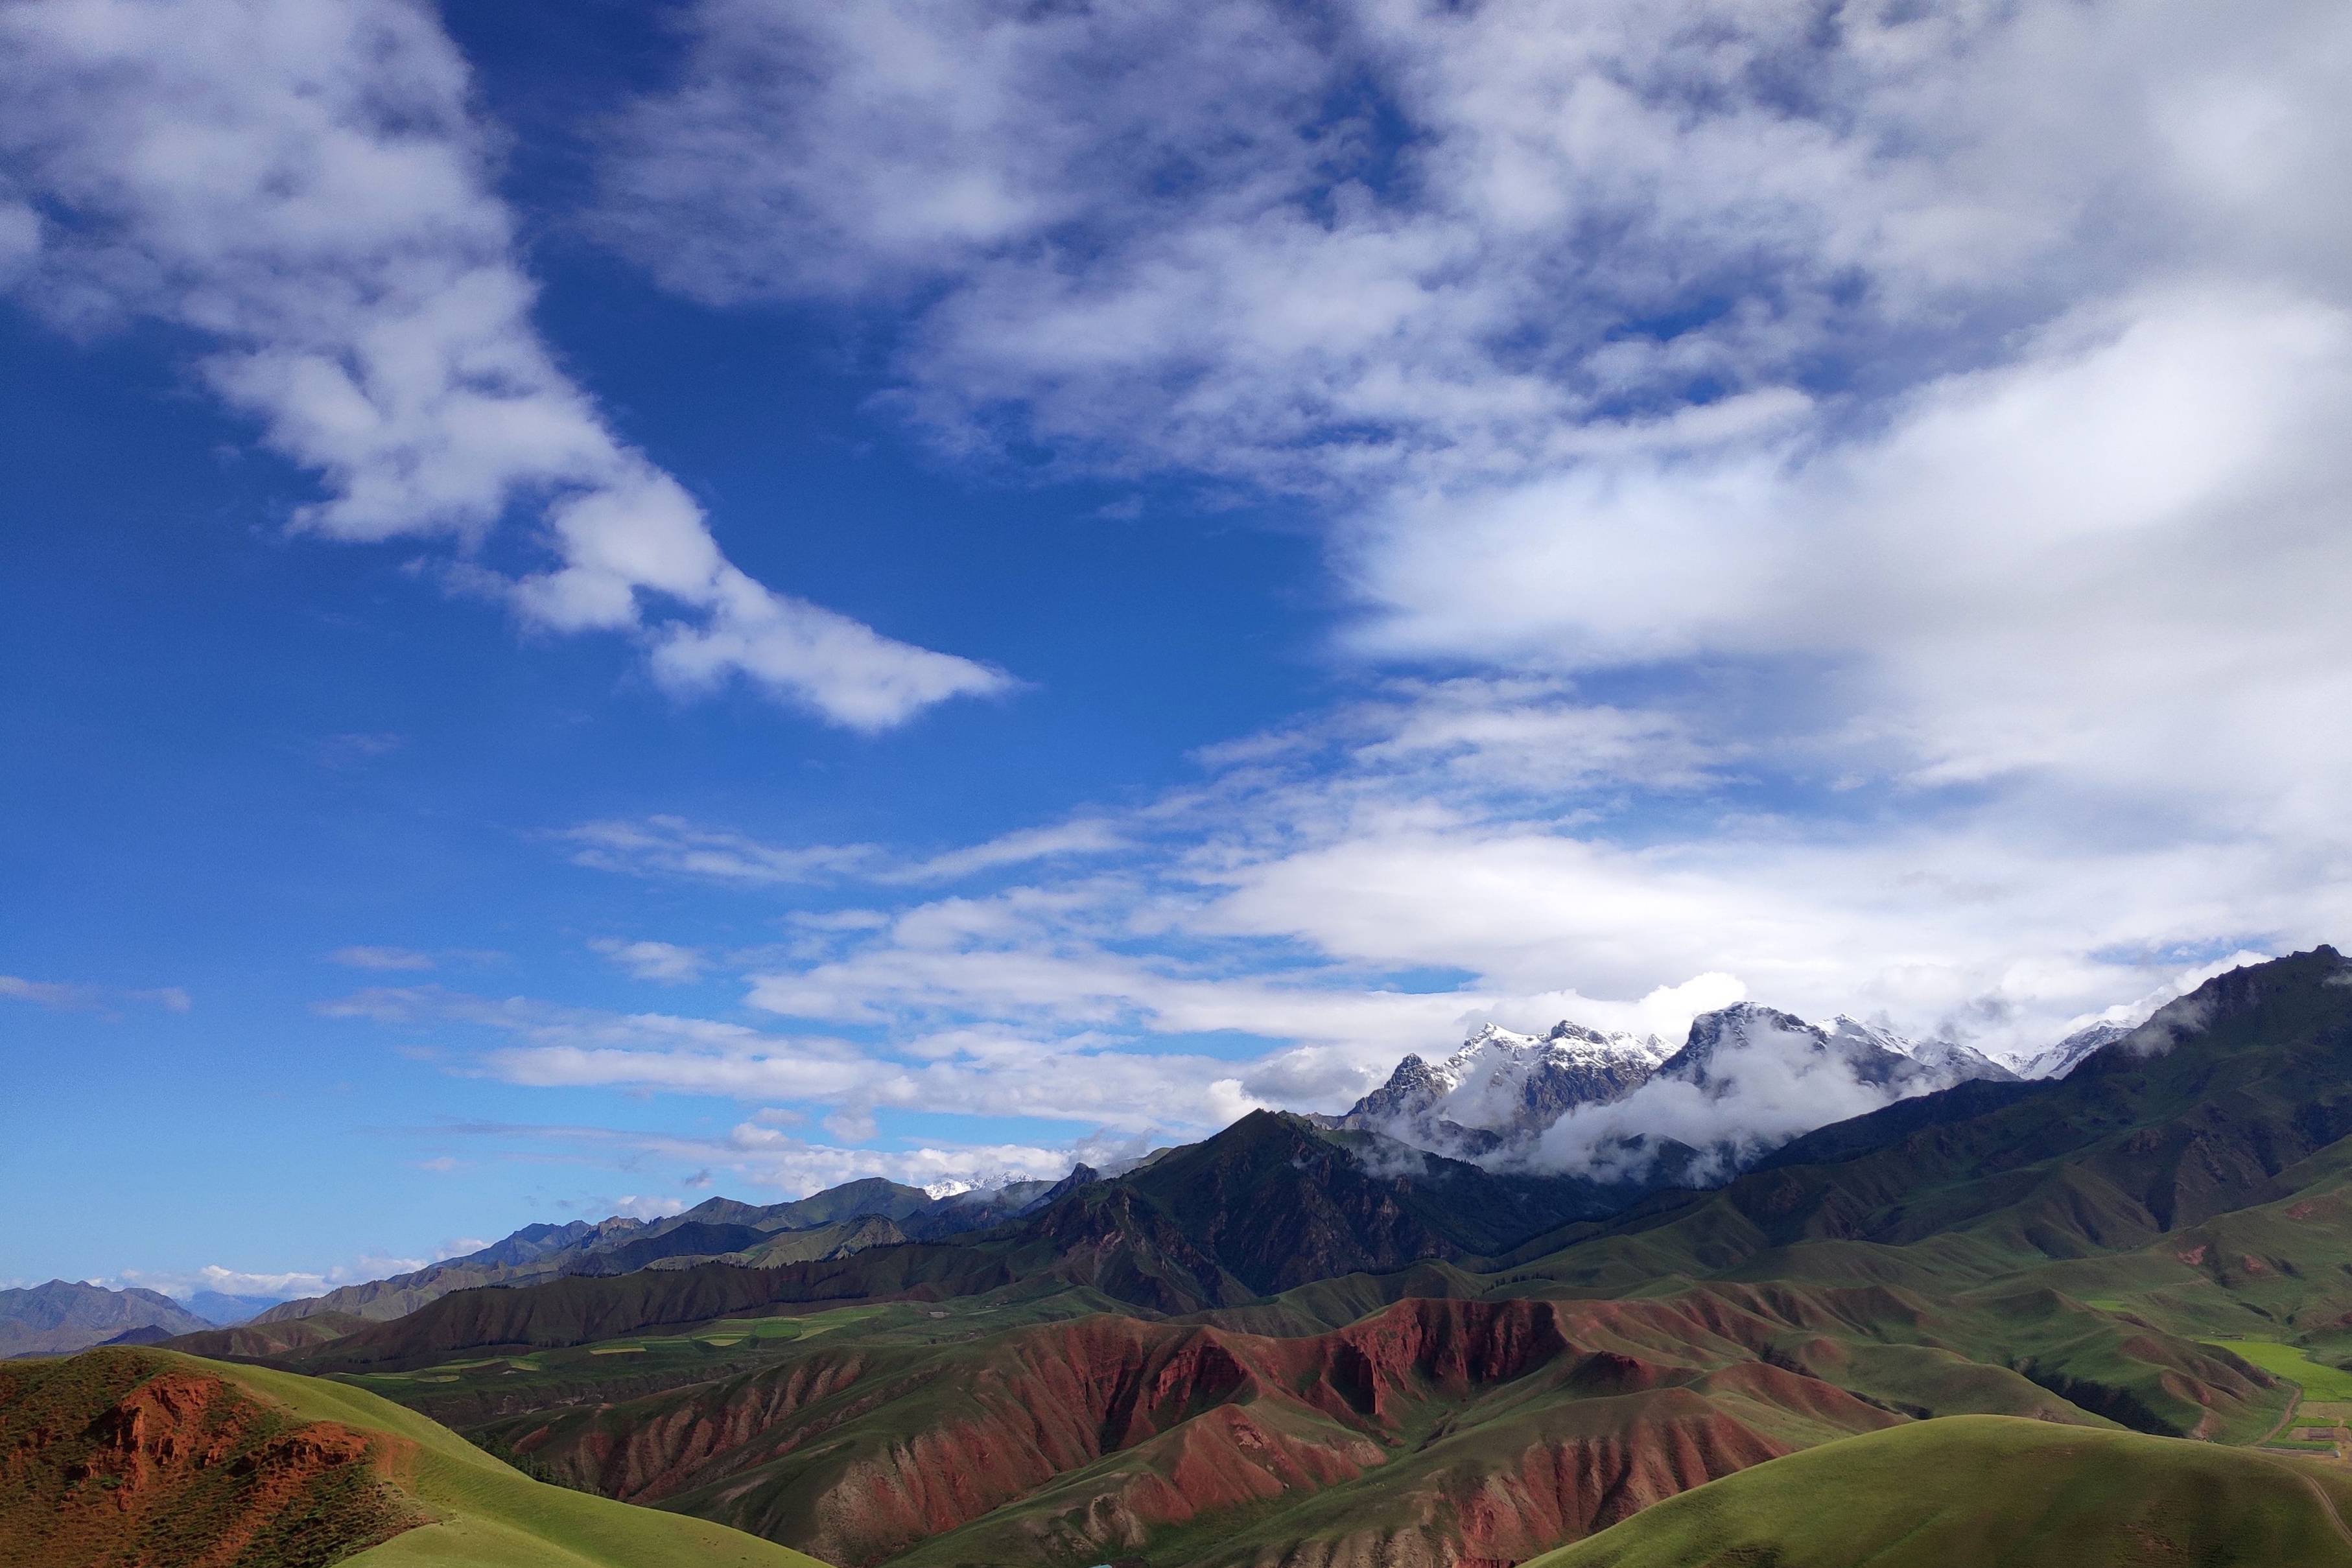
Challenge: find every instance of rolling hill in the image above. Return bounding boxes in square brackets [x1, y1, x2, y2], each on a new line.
[0, 1346, 829, 1568]
[169, 946, 2352, 1568]
[106, 944, 2352, 1568]
[1525, 1414, 2352, 1567]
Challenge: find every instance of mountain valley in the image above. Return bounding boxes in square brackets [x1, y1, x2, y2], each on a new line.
[16, 952, 2352, 1567]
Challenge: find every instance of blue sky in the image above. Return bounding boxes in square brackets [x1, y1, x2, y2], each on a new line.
[5, 0, 2350, 1300]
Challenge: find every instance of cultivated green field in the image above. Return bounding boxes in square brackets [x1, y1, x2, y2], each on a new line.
[193, 1353, 829, 1568]
[1529, 1415, 2352, 1568]
[2200, 1337, 2352, 1399]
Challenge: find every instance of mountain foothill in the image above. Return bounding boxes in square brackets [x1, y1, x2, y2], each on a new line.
[14, 951, 2352, 1566]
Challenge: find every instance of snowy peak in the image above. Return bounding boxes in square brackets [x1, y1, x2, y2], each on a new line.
[1826, 1014, 2020, 1086]
[1826, 1014, 1914, 1058]
[1656, 1002, 2015, 1095]
[1659, 1003, 1829, 1086]
[1350, 997, 2020, 1165]
[1344, 1016, 1669, 1154]
[2016, 1020, 2132, 1080]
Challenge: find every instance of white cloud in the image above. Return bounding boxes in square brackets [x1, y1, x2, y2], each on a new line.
[118, 1255, 431, 1301]
[568, 0, 2352, 1081]
[589, 939, 708, 985]
[3, 975, 193, 1014]
[0, 975, 99, 1009]
[1520, 1018, 1898, 1184]
[556, 811, 1125, 889]
[0, 0, 1005, 730]
[329, 945, 436, 972]
[559, 815, 876, 886]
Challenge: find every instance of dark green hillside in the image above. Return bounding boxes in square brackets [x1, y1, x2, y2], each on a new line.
[1505, 945, 2352, 1294]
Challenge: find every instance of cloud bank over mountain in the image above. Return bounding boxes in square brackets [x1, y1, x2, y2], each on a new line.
[10, 0, 2351, 1251]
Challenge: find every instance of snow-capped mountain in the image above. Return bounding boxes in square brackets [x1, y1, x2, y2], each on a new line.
[2013, 1020, 2133, 1080]
[1337, 1020, 1670, 1156]
[1347, 1002, 2016, 1164]
[1825, 1015, 2018, 1088]
[1656, 1003, 2016, 1095]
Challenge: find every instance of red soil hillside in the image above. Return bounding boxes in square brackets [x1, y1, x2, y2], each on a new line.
[488, 1291, 1918, 1567]
[0, 1349, 419, 1568]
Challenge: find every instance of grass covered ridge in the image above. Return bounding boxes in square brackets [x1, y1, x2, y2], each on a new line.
[1529, 1414, 2352, 1568]
[0, 1348, 830, 1568]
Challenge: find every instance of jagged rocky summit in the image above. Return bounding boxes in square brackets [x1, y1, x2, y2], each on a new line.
[1338, 1000, 2023, 1162]
[1330, 1020, 1670, 1156]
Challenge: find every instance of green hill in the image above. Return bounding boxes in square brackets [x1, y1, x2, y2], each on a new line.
[1527, 1414, 2352, 1567]
[212, 947, 2352, 1568]
[0, 1347, 830, 1568]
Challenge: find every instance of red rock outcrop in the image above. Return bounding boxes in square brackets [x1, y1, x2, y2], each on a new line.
[510, 1289, 1911, 1567]
[0, 1353, 418, 1567]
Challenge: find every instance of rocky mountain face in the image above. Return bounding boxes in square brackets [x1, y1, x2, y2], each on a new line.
[0, 1280, 213, 1359]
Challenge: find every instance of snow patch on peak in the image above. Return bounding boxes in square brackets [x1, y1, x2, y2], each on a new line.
[1343, 1016, 1670, 1157]
[1826, 1014, 1916, 1059]
[921, 1180, 974, 1200]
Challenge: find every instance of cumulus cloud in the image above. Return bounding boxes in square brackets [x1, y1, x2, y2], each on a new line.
[576, 0, 2352, 1060]
[0, 0, 1005, 730]
[116, 0, 2349, 1174]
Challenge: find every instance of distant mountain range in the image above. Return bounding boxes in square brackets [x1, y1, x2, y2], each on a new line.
[241, 996, 2064, 1337]
[10, 993, 2146, 1368]
[250, 1173, 1088, 1326]
[19, 948, 2352, 1567]
[142, 945, 2349, 1568]
[0, 1280, 211, 1358]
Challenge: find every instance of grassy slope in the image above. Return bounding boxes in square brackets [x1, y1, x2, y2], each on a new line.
[1527, 1415, 2352, 1568]
[195, 1354, 830, 1568]
[257, 950, 2352, 1567]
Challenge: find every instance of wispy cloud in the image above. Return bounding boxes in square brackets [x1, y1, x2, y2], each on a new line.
[0, 976, 101, 1010]
[3, 975, 191, 1015]
[563, 0, 2352, 1073]
[429, 1115, 1105, 1198]
[557, 812, 1127, 889]
[589, 938, 707, 985]
[559, 817, 876, 886]
[0, 0, 1006, 731]
[328, 946, 437, 972]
